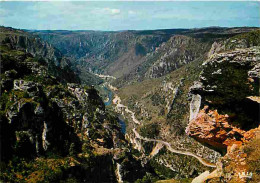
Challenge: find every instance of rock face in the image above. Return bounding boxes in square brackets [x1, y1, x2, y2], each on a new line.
[188, 47, 259, 127]
[3, 81, 107, 157]
[189, 93, 202, 121]
[0, 27, 62, 64]
[187, 46, 260, 182]
[0, 27, 148, 183]
[0, 26, 103, 85]
[201, 47, 259, 103]
[186, 106, 252, 155]
[33, 27, 258, 87]
[145, 35, 210, 78]
[0, 26, 80, 84]
[13, 80, 42, 97]
[187, 47, 259, 150]
[34, 29, 171, 78]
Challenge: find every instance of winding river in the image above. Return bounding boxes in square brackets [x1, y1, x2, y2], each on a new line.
[103, 86, 126, 134]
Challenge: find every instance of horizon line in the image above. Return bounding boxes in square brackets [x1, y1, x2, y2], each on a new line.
[2, 25, 259, 32]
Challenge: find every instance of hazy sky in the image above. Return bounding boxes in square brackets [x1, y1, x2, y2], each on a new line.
[0, 1, 259, 30]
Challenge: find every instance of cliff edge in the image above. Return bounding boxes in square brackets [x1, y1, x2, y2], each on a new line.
[186, 47, 260, 182]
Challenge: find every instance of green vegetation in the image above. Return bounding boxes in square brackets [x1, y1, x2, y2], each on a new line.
[135, 173, 159, 183]
[118, 56, 204, 136]
[1, 26, 259, 182]
[135, 43, 147, 56]
[149, 159, 176, 180]
[156, 178, 193, 183]
[0, 150, 118, 183]
[226, 30, 260, 49]
[140, 123, 160, 139]
[0, 156, 71, 183]
[0, 90, 34, 115]
[1, 26, 138, 183]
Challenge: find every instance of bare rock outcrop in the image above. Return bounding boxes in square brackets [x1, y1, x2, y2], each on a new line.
[186, 106, 255, 155]
[187, 47, 260, 151]
[187, 46, 260, 182]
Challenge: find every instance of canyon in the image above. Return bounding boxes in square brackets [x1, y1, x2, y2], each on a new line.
[0, 26, 259, 182]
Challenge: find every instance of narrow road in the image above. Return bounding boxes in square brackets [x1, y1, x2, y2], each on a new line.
[133, 128, 216, 168]
[107, 83, 216, 168]
[110, 85, 140, 125]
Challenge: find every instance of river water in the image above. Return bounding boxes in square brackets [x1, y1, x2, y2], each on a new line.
[104, 87, 113, 106]
[103, 87, 126, 134]
[118, 118, 126, 134]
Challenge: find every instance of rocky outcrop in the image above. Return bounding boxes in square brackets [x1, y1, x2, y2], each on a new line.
[189, 93, 202, 121]
[188, 47, 259, 128]
[35, 29, 170, 79]
[186, 106, 254, 155]
[0, 30, 148, 182]
[0, 26, 82, 84]
[33, 27, 258, 87]
[0, 27, 62, 66]
[207, 41, 225, 58]
[187, 46, 260, 182]
[13, 80, 42, 97]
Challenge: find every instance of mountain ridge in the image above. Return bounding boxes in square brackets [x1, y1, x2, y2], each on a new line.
[1, 26, 259, 183]
[30, 27, 259, 87]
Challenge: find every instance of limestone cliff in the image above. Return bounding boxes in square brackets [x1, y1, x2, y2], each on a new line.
[0, 26, 102, 85]
[0, 27, 148, 183]
[186, 46, 260, 182]
[145, 35, 210, 78]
